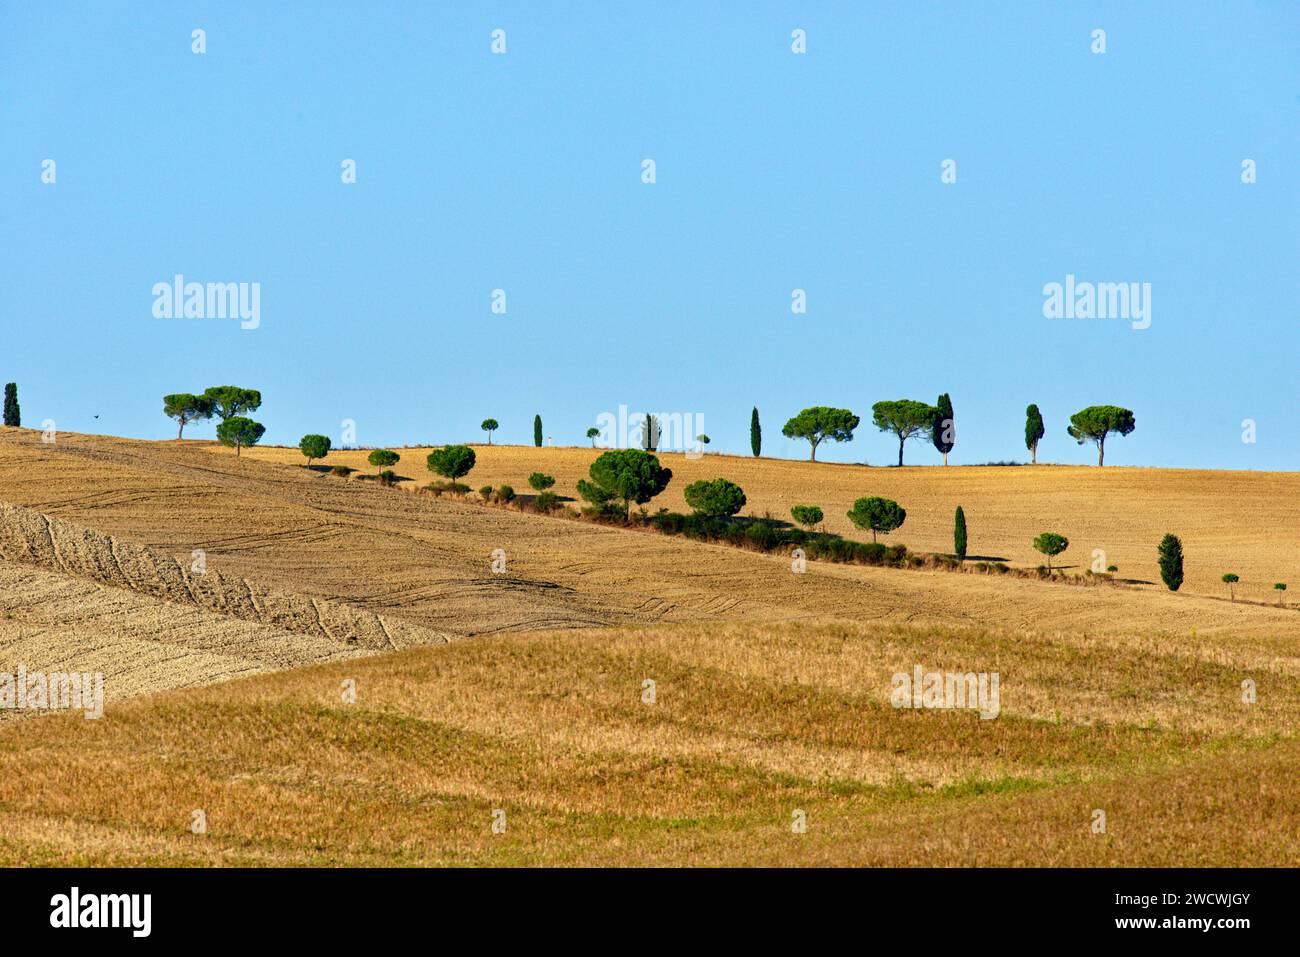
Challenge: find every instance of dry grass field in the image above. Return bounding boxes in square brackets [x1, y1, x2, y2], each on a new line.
[0, 427, 1295, 865]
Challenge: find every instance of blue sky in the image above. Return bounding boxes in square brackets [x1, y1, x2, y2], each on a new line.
[3, 2, 1297, 468]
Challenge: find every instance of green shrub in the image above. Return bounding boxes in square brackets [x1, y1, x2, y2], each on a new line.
[528, 472, 555, 492]
[496, 484, 516, 502]
[377, 469, 398, 486]
[576, 448, 672, 513]
[427, 445, 476, 481]
[1157, 533, 1184, 592]
[535, 490, 559, 511]
[847, 497, 906, 542]
[1032, 532, 1069, 571]
[368, 449, 400, 468]
[299, 434, 331, 466]
[790, 505, 823, 530]
[331, 465, 355, 477]
[684, 478, 746, 518]
[479, 484, 494, 498]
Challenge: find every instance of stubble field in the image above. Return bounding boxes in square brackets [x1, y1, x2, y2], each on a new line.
[0, 428, 1294, 865]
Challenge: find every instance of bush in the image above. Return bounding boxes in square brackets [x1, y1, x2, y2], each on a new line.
[479, 484, 494, 498]
[377, 469, 398, 486]
[953, 505, 967, 561]
[1032, 532, 1069, 570]
[368, 449, 400, 468]
[684, 478, 746, 518]
[331, 465, 355, 477]
[496, 484, 516, 503]
[528, 472, 556, 492]
[576, 448, 672, 513]
[427, 445, 476, 481]
[847, 497, 906, 542]
[535, 490, 559, 511]
[216, 416, 265, 457]
[790, 505, 823, 530]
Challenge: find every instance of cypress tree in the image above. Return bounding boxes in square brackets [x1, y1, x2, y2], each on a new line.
[533, 414, 542, 447]
[932, 393, 954, 465]
[3, 383, 19, 427]
[954, 506, 967, 561]
[1158, 534, 1184, 592]
[1025, 404, 1045, 464]
[750, 407, 761, 457]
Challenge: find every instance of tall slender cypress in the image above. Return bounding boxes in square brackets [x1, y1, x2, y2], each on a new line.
[954, 506, 967, 561]
[3, 383, 19, 427]
[750, 407, 761, 457]
[533, 414, 542, 447]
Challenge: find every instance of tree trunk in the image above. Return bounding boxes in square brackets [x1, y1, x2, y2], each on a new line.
[1031, 444, 1036, 464]
[177, 419, 184, 440]
[810, 441, 817, 462]
[897, 437, 904, 467]
[1098, 438, 1105, 467]
[943, 452, 948, 466]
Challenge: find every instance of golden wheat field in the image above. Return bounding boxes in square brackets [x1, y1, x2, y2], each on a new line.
[0, 427, 1295, 865]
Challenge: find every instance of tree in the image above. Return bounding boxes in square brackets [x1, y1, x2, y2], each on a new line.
[1025, 404, 1045, 464]
[203, 386, 262, 421]
[1032, 532, 1069, 571]
[216, 416, 265, 457]
[750, 407, 762, 457]
[528, 472, 555, 492]
[790, 505, 823, 531]
[1274, 583, 1287, 605]
[368, 449, 400, 469]
[163, 393, 214, 439]
[954, 506, 967, 561]
[1157, 533, 1183, 591]
[1221, 573, 1239, 601]
[481, 419, 499, 445]
[782, 407, 860, 462]
[427, 445, 476, 482]
[683, 478, 746, 518]
[932, 393, 955, 465]
[847, 497, 906, 542]
[3, 383, 20, 427]
[640, 414, 660, 451]
[696, 434, 710, 447]
[533, 415, 543, 447]
[576, 448, 672, 513]
[1067, 405, 1135, 466]
[872, 400, 938, 467]
[299, 434, 331, 467]
[586, 427, 600, 447]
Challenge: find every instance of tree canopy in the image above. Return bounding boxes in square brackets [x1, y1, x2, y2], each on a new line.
[299, 434, 331, 465]
[932, 393, 955, 463]
[480, 419, 499, 444]
[427, 445, 476, 480]
[1025, 404, 1046, 463]
[368, 449, 400, 468]
[216, 416, 265, 456]
[163, 393, 214, 439]
[872, 400, 938, 466]
[781, 407, 859, 461]
[203, 386, 261, 421]
[576, 448, 672, 512]
[847, 496, 906, 542]
[1066, 405, 1135, 466]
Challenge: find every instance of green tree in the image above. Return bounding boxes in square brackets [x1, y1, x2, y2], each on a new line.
[368, 449, 400, 469]
[683, 478, 746, 518]
[299, 434, 331, 467]
[1221, 573, 1239, 601]
[640, 414, 660, 451]
[427, 445, 476, 482]
[1157, 533, 1184, 591]
[163, 393, 214, 439]
[3, 383, 20, 427]
[1025, 404, 1045, 464]
[528, 472, 555, 492]
[586, 427, 600, 447]
[1067, 405, 1135, 466]
[790, 505, 823, 531]
[203, 386, 262, 421]
[1274, 583, 1287, 605]
[533, 415, 543, 447]
[872, 400, 938, 467]
[1032, 532, 1069, 571]
[847, 496, 906, 542]
[481, 419, 499, 444]
[954, 505, 967, 561]
[782, 407, 860, 462]
[932, 393, 955, 465]
[750, 407, 762, 457]
[216, 416, 265, 457]
[576, 448, 672, 513]
[696, 434, 710, 447]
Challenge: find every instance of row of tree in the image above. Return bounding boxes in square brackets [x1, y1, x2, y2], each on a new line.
[777, 401, 1134, 466]
[163, 387, 266, 455]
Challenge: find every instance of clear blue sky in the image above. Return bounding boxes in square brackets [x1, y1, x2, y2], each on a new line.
[3, 2, 1297, 468]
